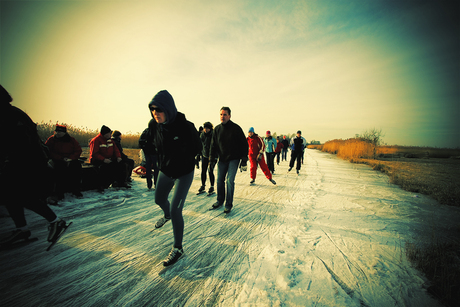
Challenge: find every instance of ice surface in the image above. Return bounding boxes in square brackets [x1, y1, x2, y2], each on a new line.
[1, 149, 458, 306]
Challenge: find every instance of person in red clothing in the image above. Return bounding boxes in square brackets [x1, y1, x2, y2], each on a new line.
[275, 136, 284, 165]
[247, 127, 276, 185]
[45, 124, 83, 198]
[89, 125, 126, 189]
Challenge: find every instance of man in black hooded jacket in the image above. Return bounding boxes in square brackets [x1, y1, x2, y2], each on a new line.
[147, 90, 201, 266]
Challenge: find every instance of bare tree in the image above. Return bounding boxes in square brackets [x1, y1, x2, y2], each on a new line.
[359, 128, 385, 159]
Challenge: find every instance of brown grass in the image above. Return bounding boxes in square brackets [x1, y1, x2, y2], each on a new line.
[37, 121, 141, 148]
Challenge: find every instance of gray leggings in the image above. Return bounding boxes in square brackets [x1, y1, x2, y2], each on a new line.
[154, 170, 194, 248]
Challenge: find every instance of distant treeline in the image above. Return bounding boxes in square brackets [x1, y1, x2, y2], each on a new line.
[37, 121, 141, 148]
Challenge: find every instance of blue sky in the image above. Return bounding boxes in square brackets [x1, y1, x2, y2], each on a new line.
[1, 0, 459, 147]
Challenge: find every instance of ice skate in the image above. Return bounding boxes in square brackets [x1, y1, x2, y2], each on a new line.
[163, 247, 184, 266]
[155, 217, 171, 229]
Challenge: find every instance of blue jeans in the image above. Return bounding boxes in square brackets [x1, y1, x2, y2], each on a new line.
[216, 159, 239, 208]
[154, 170, 194, 248]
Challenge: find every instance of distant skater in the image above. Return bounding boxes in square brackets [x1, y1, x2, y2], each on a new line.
[275, 136, 284, 165]
[148, 90, 201, 266]
[281, 136, 289, 161]
[209, 107, 248, 213]
[0, 85, 67, 246]
[264, 131, 276, 174]
[288, 130, 307, 174]
[247, 127, 276, 185]
[198, 122, 216, 195]
[138, 127, 159, 190]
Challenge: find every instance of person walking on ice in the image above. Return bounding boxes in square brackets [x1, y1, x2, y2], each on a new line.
[197, 121, 216, 195]
[209, 107, 248, 213]
[264, 130, 277, 174]
[247, 127, 276, 185]
[147, 90, 201, 266]
[288, 130, 307, 175]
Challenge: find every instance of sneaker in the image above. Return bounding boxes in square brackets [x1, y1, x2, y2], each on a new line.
[163, 247, 184, 266]
[211, 202, 223, 209]
[250, 179, 255, 184]
[155, 217, 171, 229]
[48, 219, 66, 242]
[0, 229, 31, 245]
[198, 186, 205, 193]
[224, 206, 232, 213]
[296, 170, 299, 174]
[269, 179, 276, 185]
[288, 167, 292, 172]
[208, 186, 214, 194]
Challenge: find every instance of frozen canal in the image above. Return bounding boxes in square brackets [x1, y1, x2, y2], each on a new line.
[1, 149, 458, 306]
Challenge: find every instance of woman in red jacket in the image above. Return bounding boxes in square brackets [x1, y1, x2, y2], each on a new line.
[45, 124, 83, 198]
[247, 127, 276, 185]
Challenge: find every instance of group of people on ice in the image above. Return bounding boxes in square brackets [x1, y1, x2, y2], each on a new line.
[0, 84, 307, 267]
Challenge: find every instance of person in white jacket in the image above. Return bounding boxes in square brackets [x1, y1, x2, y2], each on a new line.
[264, 131, 277, 174]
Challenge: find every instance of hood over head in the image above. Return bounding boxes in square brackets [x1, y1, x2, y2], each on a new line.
[149, 90, 177, 124]
[0, 84, 13, 107]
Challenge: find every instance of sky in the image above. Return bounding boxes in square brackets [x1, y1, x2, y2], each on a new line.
[1, 0, 459, 147]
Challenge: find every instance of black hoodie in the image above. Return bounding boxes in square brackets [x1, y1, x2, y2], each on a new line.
[147, 90, 201, 178]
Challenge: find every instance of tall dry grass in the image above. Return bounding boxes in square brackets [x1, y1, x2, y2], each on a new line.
[321, 138, 376, 160]
[37, 121, 141, 148]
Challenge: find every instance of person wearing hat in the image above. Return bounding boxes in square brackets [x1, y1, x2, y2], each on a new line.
[264, 130, 277, 174]
[288, 130, 307, 174]
[209, 106, 249, 213]
[147, 90, 201, 266]
[198, 121, 216, 195]
[111, 130, 135, 186]
[281, 135, 289, 161]
[45, 124, 83, 198]
[89, 125, 125, 189]
[247, 127, 276, 185]
[0, 85, 68, 246]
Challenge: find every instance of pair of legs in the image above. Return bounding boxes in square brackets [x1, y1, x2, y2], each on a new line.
[265, 152, 275, 173]
[144, 154, 159, 189]
[249, 155, 272, 180]
[52, 159, 82, 197]
[289, 151, 303, 170]
[282, 149, 288, 161]
[154, 170, 194, 249]
[216, 159, 239, 209]
[92, 160, 126, 189]
[275, 152, 281, 165]
[1, 170, 64, 244]
[200, 157, 215, 189]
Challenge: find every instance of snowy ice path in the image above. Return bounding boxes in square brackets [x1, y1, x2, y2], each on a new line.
[1, 149, 459, 306]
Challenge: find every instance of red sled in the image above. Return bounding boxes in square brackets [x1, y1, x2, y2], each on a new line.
[133, 166, 146, 176]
